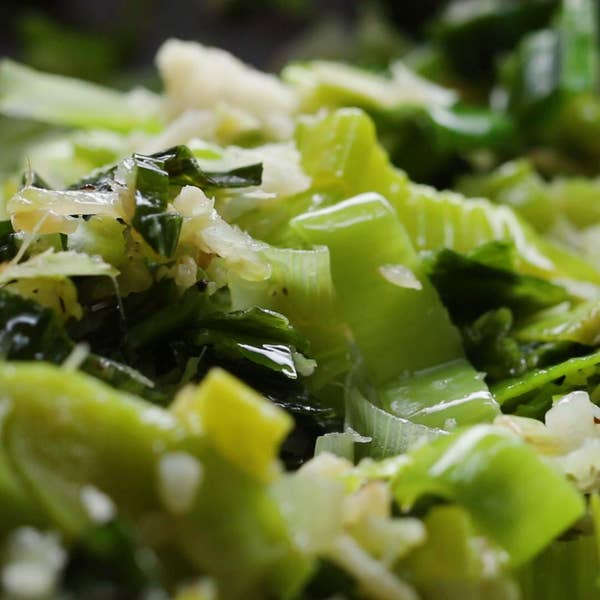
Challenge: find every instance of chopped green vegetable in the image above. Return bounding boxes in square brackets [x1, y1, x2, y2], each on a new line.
[2, 17, 600, 598]
[0, 60, 160, 132]
[393, 425, 585, 566]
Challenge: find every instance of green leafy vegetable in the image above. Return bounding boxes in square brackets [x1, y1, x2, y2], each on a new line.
[426, 245, 570, 323]
[431, 0, 556, 79]
[147, 145, 262, 190]
[0, 289, 158, 399]
[128, 153, 183, 258]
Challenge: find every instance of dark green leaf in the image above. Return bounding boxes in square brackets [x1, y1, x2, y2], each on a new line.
[148, 145, 214, 188]
[0, 289, 160, 399]
[204, 163, 263, 188]
[125, 285, 207, 351]
[426, 245, 569, 323]
[373, 104, 515, 185]
[187, 307, 312, 379]
[0, 220, 18, 262]
[63, 519, 173, 597]
[148, 145, 263, 189]
[463, 308, 528, 380]
[69, 165, 117, 192]
[461, 307, 580, 383]
[432, 0, 556, 80]
[0, 289, 72, 362]
[197, 307, 309, 353]
[196, 333, 299, 378]
[132, 211, 182, 258]
[127, 152, 181, 257]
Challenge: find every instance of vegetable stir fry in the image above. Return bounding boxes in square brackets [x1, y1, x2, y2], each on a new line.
[1, 0, 600, 598]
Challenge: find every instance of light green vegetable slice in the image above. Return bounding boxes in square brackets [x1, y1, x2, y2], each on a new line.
[519, 534, 600, 600]
[346, 385, 447, 459]
[67, 216, 127, 267]
[379, 358, 499, 428]
[393, 425, 585, 566]
[406, 505, 519, 599]
[284, 60, 457, 113]
[395, 183, 600, 295]
[294, 108, 408, 203]
[516, 300, 600, 346]
[314, 431, 369, 461]
[0, 249, 118, 283]
[173, 368, 293, 483]
[291, 192, 462, 385]
[0, 60, 159, 132]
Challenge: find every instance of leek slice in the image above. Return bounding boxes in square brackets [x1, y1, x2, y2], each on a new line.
[291, 192, 462, 384]
[393, 425, 585, 566]
[0, 60, 159, 132]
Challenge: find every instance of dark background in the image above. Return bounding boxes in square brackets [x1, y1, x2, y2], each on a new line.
[0, 0, 444, 82]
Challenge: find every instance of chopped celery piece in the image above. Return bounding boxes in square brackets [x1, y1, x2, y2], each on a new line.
[1, 361, 188, 534]
[294, 108, 408, 202]
[291, 192, 463, 385]
[516, 299, 600, 346]
[288, 65, 514, 183]
[459, 161, 600, 236]
[406, 505, 518, 599]
[294, 110, 600, 296]
[0, 250, 118, 283]
[67, 216, 126, 267]
[393, 425, 585, 566]
[549, 177, 600, 229]
[346, 386, 447, 459]
[284, 60, 457, 113]
[518, 534, 600, 599]
[314, 432, 366, 461]
[379, 359, 499, 428]
[458, 159, 554, 232]
[172, 368, 293, 483]
[0, 60, 159, 132]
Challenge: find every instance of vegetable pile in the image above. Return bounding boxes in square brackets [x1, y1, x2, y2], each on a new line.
[2, 0, 600, 597]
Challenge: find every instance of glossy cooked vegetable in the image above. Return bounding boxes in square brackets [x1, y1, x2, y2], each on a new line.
[1, 1, 600, 598]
